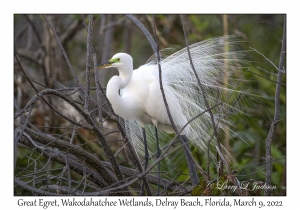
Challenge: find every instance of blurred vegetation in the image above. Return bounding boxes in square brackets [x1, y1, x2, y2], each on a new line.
[14, 14, 285, 196]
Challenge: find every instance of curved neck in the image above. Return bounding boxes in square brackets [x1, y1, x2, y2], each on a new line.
[118, 63, 133, 89]
[106, 76, 122, 108]
[106, 60, 133, 116]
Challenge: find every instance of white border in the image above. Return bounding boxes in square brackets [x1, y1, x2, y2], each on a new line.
[4, 0, 297, 208]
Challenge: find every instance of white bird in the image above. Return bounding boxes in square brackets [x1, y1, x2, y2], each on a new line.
[97, 35, 248, 174]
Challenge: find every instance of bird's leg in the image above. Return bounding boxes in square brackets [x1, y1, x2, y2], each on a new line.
[142, 127, 149, 171]
[140, 127, 149, 195]
[155, 126, 161, 195]
[180, 135, 199, 186]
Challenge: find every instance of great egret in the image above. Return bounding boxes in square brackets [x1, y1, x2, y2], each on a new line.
[97, 35, 248, 190]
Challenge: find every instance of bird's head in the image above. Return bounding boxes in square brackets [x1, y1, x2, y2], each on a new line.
[97, 53, 133, 71]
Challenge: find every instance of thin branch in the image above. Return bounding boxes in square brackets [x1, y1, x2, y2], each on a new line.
[84, 15, 93, 112]
[60, 18, 84, 46]
[246, 69, 286, 86]
[15, 177, 59, 196]
[256, 66, 278, 76]
[14, 106, 33, 167]
[42, 185, 84, 195]
[14, 96, 26, 124]
[249, 46, 285, 73]
[126, 15, 157, 53]
[181, 14, 224, 179]
[81, 17, 101, 121]
[93, 54, 103, 131]
[15, 51, 43, 68]
[152, 15, 200, 186]
[265, 15, 286, 196]
[215, 146, 243, 195]
[14, 70, 48, 88]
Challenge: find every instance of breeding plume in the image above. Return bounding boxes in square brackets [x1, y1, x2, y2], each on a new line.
[97, 36, 248, 169]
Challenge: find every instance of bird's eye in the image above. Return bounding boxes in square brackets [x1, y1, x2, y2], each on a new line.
[117, 58, 120, 61]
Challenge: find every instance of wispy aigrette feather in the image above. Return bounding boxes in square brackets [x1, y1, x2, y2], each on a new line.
[120, 35, 253, 166]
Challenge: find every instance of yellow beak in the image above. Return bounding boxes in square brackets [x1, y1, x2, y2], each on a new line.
[96, 61, 112, 70]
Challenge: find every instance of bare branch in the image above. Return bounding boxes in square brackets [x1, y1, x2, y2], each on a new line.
[265, 15, 286, 196]
[15, 177, 59, 196]
[126, 15, 157, 53]
[250, 46, 285, 73]
[84, 15, 93, 112]
[181, 14, 223, 180]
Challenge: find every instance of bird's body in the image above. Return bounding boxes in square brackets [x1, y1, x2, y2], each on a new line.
[106, 62, 186, 134]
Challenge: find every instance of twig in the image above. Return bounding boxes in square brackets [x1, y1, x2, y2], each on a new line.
[84, 15, 93, 112]
[42, 185, 84, 195]
[152, 16, 197, 187]
[72, 162, 87, 195]
[249, 46, 285, 73]
[181, 14, 224, 178]
[215, 146, 243, 195]
[145, 15, 169, 47]
[14, 106, 33, 166]
[15, 52, 43, 69]
[265, 15, 286, 196]
[99, 17, 130, 33]
[14, 96, 26, 124]
[60, 18, 84, 46]
[93, 54, 103, 131]
[15, 177, 59, 196]
[126, 15, 157, 54]
[256, 66, 278, 76]
[70, 126, 77, 145]
[246, 69, 286, 85]
[19, 130, 45, 153]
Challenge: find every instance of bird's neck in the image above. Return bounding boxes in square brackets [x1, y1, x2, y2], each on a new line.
[118, 64, 133, 89]
[106, 63, 133, 117]
[106, 76, 122, 109]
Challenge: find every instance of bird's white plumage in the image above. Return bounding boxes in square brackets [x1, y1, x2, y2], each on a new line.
[106, 55, 188, 134]
[105, 36, 250, 164]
